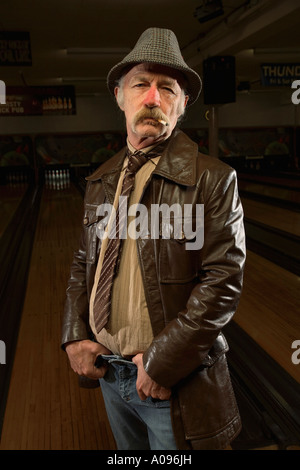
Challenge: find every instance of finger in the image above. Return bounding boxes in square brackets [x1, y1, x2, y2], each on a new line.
[151, 388, 171, 400]
[86, 365, 107, 380]
[137, 389, 148, 401]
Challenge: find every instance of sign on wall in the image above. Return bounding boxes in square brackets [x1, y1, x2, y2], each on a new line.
[261, 63, 300, 87]
[0, 86, 76, 116]
[0, 31, 32, 66]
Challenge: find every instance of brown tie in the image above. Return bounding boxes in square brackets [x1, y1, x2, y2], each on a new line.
[93, 148, 155, 333]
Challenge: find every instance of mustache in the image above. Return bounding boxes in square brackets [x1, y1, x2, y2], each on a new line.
[133, 108, 170, 126]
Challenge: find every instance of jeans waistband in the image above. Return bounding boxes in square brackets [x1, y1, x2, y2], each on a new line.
[95, 354, 136, 368]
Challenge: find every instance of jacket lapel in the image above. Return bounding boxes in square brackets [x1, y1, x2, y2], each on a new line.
[85, 128, 199, 203]
[153, 129, 198, 187]
[86, 148, 127, 204]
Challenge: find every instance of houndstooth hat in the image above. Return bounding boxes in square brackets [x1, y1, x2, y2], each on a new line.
[107, 27, 202, 105]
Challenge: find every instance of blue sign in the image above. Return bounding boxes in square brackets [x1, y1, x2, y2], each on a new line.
[261, 63, 300, 87]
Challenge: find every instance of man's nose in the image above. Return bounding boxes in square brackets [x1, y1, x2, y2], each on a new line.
[143, 85, 160, 107]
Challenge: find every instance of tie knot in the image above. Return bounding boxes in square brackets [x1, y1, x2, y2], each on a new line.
[127, 150, 150, 174]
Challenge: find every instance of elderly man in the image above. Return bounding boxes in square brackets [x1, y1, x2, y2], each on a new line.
[62, 27, 246, 450]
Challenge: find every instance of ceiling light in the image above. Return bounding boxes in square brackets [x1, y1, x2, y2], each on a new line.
[66, 48, 131, 56]
[61, 77, 106, 82]
[254, 48, 300, 55]
[194, 0, 224, 23]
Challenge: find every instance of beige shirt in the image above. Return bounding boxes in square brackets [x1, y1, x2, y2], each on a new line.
[89, 143, 160, 356]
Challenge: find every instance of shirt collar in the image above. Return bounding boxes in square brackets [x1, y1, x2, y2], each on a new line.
[127, 138, 161, 155]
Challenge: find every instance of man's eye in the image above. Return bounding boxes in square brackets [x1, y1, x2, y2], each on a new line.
[163, 87, 175, 94]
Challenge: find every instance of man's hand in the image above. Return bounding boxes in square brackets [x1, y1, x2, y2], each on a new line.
[132, 353, 171, 401]
[65, 339, 111, 380]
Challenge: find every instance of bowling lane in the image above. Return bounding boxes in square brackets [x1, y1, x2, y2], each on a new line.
[0, 183, 116, 450]
[241, 197, 300, 237]
[238, 178, 300, 206]
[0, 184, 28, 237]
[235, 249, 300, 384]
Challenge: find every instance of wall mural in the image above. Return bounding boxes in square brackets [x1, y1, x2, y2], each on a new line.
[185, 127, 293, 157]
[0, 127, 297, 173]
[185, 126, 295, 171]
[35, 132, 125, 166]
[0, 135, 33, 167]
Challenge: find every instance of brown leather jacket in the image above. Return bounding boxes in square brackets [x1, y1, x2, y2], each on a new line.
[62, 128, 246, 450]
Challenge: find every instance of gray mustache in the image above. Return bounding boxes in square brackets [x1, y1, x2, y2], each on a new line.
[134, 108, 169, 126]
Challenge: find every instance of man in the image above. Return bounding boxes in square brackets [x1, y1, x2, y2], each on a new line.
[62, 27, 246, 450]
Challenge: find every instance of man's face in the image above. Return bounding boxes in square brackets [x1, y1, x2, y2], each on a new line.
[114, 63, 189, 149]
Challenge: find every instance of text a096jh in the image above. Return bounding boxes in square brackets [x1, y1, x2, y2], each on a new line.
[107, 453, 192, 467]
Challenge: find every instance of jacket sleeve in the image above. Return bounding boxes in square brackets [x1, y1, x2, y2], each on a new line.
[61, 185, 94, 349]
[142, 167, 246, 388]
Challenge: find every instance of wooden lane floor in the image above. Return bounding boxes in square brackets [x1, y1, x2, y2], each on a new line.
[238, 179, 300, 206]
[235, 249, 300, 384]
[1, 182, 299, 449]
[0, 184, 28, 238]
[0, 184, 116, 450]
[238, 172, 300, 190]
[241, 197, 300, 237]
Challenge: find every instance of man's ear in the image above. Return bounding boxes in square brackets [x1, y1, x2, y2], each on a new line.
[114, 86, 124, 110]
[177, 93, 189, 120]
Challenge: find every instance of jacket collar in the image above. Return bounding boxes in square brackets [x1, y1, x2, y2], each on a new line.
[86, 128, 198, 187]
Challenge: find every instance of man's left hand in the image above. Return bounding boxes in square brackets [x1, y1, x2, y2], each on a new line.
[132, 353, 171, 401]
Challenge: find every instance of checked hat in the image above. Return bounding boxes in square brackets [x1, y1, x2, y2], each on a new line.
[107, 27, 202, 105]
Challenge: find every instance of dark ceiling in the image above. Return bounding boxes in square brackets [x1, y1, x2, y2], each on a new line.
[1, 0, 300, 96]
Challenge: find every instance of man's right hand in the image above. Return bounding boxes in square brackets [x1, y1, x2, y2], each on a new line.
[65, 339, 111, 380]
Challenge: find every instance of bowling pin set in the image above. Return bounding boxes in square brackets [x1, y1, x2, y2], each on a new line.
[44, 168, 71, 190]
[5, 170, 30, 187]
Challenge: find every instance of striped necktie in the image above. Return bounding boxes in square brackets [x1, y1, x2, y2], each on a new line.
[93, 148, 156, 334]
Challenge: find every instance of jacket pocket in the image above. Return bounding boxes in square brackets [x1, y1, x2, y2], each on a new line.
[177, 347, 240, 447]
[199, 332, 229, 368]
[158, 215, 202, 283]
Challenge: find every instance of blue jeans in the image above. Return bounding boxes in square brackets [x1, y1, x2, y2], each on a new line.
[99, 355, 178, 450]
